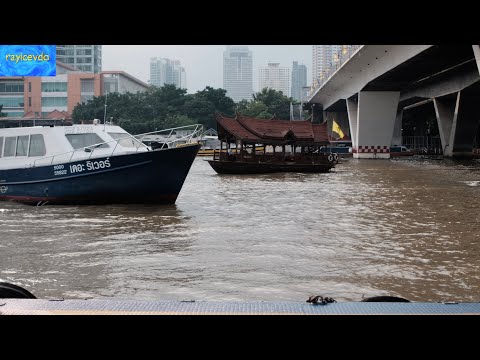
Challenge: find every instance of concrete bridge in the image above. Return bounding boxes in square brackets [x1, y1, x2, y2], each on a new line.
[308, 45, 480, 158]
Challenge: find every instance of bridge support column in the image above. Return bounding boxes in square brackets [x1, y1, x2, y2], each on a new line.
[346, 97, 358, 150]
[473, 45, 480, 75]
[433, 93, 458, 157]
[392, 109, 403, 146]
[352, 91, 400, 159]
[434, 84, 480, 158]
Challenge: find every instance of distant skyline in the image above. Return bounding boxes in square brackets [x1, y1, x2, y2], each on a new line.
[102, 45, 312, 94]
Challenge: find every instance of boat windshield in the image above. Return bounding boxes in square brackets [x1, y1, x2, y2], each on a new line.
[108, 132, 144, 148]
[66, 133, 110, 150]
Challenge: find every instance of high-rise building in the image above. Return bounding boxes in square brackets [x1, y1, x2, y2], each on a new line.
[149, 58, 186, 89]
[258, 63, 290, 97]
[291, 61, 307, 101]
[223, 46, 253, 103]
[312, 45, 342, 86]
[56, 45, 102, 73]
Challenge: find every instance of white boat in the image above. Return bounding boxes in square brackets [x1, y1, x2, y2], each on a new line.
[0, 121, 202, 205]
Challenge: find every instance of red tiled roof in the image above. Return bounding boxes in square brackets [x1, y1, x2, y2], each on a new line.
[216, 114, 261, 142]
[216, 113, 329, 145]
[238, 115, 315, 141]
[312, 122, 329, 143]
[45, 110, 65, 119]
[22, 111, 40, 119]
[44, 109, 72, 120]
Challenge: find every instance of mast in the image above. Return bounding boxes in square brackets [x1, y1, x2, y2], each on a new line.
[103, 92, 108, 131]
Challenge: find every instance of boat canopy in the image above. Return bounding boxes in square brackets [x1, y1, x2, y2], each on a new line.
[215, 113, 330, 146]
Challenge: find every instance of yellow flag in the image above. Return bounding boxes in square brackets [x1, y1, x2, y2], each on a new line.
[332, 120, 345, 139]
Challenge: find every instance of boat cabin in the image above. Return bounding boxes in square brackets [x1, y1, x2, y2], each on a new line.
[0, 123, 147, 170]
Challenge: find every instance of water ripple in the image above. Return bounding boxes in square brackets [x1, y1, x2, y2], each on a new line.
[2, 157, 480, 302]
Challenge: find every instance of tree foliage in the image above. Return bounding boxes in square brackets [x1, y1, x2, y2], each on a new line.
[71, 84, 235, 134]
[0, 105, 7, 118]
[235, 88, 297, 120]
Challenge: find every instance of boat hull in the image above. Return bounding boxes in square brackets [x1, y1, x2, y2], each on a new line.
[0, 144, 200, 205]
[208, 160, 334, 174]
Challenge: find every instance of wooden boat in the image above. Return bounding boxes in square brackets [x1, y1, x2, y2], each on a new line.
[207, 113, 335, 174]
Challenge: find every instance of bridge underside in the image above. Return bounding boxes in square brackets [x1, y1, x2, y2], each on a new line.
[311, 45, 480, 158]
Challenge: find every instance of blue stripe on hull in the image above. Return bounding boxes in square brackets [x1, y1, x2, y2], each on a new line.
[0, 144, 200, 205]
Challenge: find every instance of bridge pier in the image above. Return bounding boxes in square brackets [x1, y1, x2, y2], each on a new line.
[392, 109, 403, 146]
[433, 83, 480, 158]
[346, 97, 358, 150]
[348, 91, 400, 159]
[473, 45, 480, 74]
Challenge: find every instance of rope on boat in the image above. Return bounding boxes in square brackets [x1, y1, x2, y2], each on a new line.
[306, 295, 337, 305]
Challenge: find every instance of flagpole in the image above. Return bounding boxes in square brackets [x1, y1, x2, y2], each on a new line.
[103, 92, 108, 131]
[331, 118, 334, 141]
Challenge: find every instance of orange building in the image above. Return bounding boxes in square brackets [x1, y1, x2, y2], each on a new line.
[0, 61, 150, 118]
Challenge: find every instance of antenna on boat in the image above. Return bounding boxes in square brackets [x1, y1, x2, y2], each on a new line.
[103, 92, 108, 131]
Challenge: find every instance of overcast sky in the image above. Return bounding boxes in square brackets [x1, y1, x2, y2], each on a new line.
[102, 45, 312, 94]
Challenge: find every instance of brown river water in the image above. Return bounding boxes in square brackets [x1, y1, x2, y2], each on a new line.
[1, 156, 480, 302]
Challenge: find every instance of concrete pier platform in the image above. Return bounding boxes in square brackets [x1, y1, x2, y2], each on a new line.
[1, 299, 480, 315]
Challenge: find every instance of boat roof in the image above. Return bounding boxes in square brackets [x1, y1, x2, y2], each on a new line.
[215, 113, 330, 145]
[0, 124, 129, 136]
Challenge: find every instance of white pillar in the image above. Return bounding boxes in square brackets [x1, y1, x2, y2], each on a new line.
[355, 91, 400, 159]
[346, 97, 358, 149]
[433, 92, 460, 157]
[391, 109, 403, 146]
[473, 45, 480, 75]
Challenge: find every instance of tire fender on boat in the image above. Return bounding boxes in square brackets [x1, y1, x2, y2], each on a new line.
[327, 154, 334, 162]
[333, 153, 339, 162]
[0, 282, 36, 299]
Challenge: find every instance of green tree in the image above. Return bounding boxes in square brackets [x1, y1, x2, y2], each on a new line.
[164, 114, 195, 128]
[236, 88, 296, 120]
[184, 86, 235, 128]
[196, 87, 235, 115]
[71, 84, 234, 133]
[72, 96, 107, 122]
[0, 105, 7, 118]
[253, 88, 294, 119]
[184, 96, 217, 127]
[237, 101, 272, 119]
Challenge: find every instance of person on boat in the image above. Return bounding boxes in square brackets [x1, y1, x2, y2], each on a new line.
[227, 148, 235, 161]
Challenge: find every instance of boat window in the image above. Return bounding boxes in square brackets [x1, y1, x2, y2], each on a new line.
[16, 136, 29, 157]
[65, 133, 109, 150]
[0, 137, 3, 158]
[29, 134, 46, 157]
[4, 137, 16, 157]
[108, 132, 143, 148]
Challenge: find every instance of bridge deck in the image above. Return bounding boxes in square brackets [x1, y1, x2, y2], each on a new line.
[1, 299, 480, 315]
